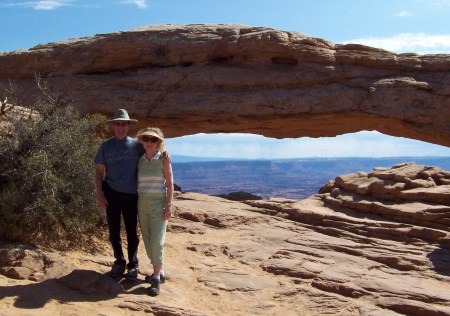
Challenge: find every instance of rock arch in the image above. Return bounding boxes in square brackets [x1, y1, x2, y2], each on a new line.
[0, 24, 449, 147]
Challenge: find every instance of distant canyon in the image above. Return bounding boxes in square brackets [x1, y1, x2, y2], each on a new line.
[172, 157, 450, 199]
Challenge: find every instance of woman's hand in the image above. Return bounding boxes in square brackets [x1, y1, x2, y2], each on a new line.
[163, 205, 172, 220]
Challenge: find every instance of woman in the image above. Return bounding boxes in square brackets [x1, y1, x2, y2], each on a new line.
[136, 127, 173, 296]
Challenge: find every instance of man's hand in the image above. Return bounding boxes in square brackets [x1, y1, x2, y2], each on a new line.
[97, 193, 108, 208]
[161, 151, 172, 163]
[95, 164, 108, 208]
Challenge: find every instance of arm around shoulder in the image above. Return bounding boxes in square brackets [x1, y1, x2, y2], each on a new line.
[161, 151, 172, 163]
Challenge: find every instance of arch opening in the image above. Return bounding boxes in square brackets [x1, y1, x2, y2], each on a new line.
[166, 131, 450, 199]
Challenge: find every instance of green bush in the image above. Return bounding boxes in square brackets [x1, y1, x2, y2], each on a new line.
[0, 94, 108, 247]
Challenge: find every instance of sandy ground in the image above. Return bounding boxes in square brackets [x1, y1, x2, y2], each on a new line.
[0, 219, 311, 316]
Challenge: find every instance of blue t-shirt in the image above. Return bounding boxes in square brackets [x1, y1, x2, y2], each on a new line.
[94, 136, 145, 194]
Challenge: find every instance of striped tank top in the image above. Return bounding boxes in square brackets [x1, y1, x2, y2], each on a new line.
[137, 152, 166, 194]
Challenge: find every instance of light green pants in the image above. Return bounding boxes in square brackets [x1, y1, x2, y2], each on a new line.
[138, 193, 168, 265]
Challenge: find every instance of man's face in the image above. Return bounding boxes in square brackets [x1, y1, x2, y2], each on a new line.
[112, 121, 130, 140]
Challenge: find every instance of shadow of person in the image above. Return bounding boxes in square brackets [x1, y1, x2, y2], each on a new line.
[119, 277, 149, 295]
[427, 246, 450, 277]
[0, 269, 122, 309]
[118, 276, 145, 288]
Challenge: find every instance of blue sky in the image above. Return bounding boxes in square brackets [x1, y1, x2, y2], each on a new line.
[1, 0, 450, 158]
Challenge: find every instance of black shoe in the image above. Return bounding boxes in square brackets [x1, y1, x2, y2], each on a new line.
[108, 264, 126, 278]
[125, 267, 138, 281]
[148, 278, 161, 296]
[145, 273, 166, 284]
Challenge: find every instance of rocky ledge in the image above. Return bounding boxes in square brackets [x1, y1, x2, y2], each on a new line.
[1, 162, 450, 315]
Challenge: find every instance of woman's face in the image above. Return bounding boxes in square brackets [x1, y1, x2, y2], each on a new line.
[142, 135, 160, 152]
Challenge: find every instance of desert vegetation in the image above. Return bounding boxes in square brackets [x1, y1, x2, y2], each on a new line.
[0, 81, 108, 247]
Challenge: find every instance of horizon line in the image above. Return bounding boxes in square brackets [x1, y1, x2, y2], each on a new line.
[171, 155, 450, 161]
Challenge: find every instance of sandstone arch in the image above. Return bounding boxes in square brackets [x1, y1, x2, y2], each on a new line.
[0, 24, 449, 147]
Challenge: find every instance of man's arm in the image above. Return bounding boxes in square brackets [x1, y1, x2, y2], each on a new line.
[161, 151, 172, 163]
[95, 164, 108, 208]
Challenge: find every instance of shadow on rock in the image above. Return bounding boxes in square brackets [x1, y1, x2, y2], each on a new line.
[118, 276, 148, 295]
[0, 269, 122, 309]
[427, 247, 450, 276]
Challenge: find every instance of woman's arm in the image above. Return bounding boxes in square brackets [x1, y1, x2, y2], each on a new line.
[162, 156, 174, 220]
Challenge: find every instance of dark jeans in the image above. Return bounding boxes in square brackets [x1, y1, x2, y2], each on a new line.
[103, 181, 139, 269]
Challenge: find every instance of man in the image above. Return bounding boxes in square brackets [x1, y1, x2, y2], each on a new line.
[95, 109, 144, 280]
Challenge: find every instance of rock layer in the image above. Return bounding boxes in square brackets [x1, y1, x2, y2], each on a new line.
[2, 163, 450, 315]
[1, 24, 449, 147]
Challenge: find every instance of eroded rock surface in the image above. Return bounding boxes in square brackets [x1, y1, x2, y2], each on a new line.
[1, 163, 450, 315]
[1, 24, 449, 147]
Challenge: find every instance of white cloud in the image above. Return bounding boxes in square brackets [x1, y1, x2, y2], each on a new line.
[395, 11, 412, 17]
[124, 0, 148, 9]
[4, 0, 72, 10]
[343, 33, 450, 54]
[165, 131, 450, 159]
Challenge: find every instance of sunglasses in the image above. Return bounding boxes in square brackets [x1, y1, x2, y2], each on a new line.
[142, 136, 160, 143]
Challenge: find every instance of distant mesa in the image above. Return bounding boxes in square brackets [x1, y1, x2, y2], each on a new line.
[172, 157, 450, 200]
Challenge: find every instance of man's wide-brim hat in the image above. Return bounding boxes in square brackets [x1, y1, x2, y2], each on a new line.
[107, 109, 138, 124]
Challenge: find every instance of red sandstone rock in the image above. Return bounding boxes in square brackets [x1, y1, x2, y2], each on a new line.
[0, 24, 449, 147]
[2, 163, 450, 315]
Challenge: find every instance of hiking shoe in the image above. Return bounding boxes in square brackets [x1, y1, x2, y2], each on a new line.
[108, 264, 126, 278]
[125, 267, 138, 281]
[148, 278, 161, 296]
[145, 273, 166, 284]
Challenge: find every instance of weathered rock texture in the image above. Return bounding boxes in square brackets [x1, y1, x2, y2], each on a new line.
[1, 163, 450, 315]
[1, 24, 449, 147]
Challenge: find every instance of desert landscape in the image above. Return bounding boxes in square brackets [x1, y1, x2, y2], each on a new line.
[1, 23, 450, 315]
[172, 156, 450, 199]
[1, 162, 450, 315]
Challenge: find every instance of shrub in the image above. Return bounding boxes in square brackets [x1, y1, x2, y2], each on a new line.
[0, 88, 108, 247]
